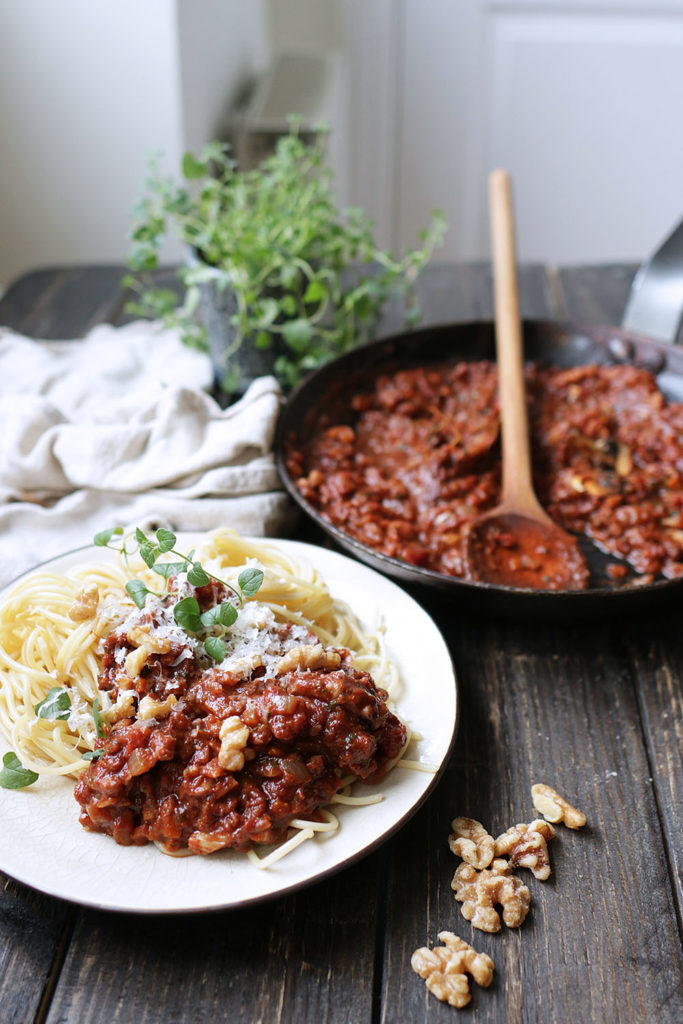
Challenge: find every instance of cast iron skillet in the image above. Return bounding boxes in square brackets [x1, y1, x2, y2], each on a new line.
[275, 223, 683, 620]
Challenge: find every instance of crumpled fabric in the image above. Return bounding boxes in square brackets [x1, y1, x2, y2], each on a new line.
[0, 321, 295, 587]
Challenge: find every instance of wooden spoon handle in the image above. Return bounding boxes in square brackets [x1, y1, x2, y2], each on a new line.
[488, 169, 537, 512]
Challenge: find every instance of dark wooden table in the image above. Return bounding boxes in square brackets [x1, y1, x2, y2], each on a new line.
[1, 264, 681, 1024]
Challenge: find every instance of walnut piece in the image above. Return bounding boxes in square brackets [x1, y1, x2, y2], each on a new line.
[452, 859, 530, 932]
[124, 645, 148, 679]
[68, 584, 99, 622]
[275, 643, 341, 675]
[448, 817, 495, 869]
[127, 624, 172, 655]
[226, 653, 263, 679]
[531, 783, 586, 829]
[103, 691, 136, 724]
[494, 819, 555, 880]
[138, 694, 178, 720]
[218, 715, 250, 770]
[411, 932, 494, 1009]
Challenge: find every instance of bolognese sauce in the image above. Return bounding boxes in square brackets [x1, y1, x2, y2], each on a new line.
[287, 360, 683, 585]
[75, 580, 406, 854]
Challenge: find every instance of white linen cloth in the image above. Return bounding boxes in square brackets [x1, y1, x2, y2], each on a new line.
[0, 321, 294, 587]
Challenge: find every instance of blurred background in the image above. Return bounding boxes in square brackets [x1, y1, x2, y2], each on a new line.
[2, 0, 683, 288]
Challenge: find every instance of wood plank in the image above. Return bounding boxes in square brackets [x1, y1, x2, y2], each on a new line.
[0, 881, 74, 1024]
[381, 608, 683, 1023]
[557, 263, 638, 326]
[0, 265, 183, 339]
[374, 261, 565, 338]
[622, 620, 683, 924]
[558, 262, 683, 934]
[45, 860, 381, 1024]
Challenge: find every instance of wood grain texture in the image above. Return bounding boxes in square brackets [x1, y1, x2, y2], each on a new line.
[0, 264, 681, 1024]
[44, 862, 380, 1024]
[0, 881, 73, 1024]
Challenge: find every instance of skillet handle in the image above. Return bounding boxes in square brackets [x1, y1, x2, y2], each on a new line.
[621, 218, 683, 343]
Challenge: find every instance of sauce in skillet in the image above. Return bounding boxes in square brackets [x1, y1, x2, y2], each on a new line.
[287, 360, 683, 588]
[464, 515, 590, 590]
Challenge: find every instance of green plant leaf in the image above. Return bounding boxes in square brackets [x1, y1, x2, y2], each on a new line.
[201, 601, 238, 630]
[156, 528, 176, 552]
[94, 526, 123, 547]
[204, 636, 227, 662]
[187, 562, 210, 587]
[152, 561, 186, 581]
[182, 152, 207, 179]
[173, 596, 202, 633]
[82, 750, 103, 762]
[126, 580, 151, 609]
[92, 697, 106, 740]
[282, 319, 313, 353]
[0, 752, 39, 789]
[34, 686, 71, 721]
[303, 279, 326, 304]
[139, 541, 159, 569]
[238, 568, 264, 597]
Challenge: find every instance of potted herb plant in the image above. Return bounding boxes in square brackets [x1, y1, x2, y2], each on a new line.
[125, 121, 445, 395]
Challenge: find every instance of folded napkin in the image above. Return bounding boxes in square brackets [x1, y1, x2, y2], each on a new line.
[0, 321, 295, 588]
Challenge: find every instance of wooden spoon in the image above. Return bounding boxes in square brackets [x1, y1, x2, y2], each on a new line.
[464, 170, 589, 590]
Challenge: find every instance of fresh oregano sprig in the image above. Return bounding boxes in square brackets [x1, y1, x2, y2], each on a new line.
[125, 120, 446, 392]
[0, 751, 39, 789]
[94, 527, 264, 661]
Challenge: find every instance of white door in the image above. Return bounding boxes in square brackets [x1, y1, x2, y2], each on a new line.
[345, 0, 683, 264]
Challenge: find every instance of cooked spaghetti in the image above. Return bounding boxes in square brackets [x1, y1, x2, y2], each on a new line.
[0, 529, 409, 862]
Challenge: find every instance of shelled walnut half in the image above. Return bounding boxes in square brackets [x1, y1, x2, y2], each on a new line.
[448, 817, 495, 869]
[494, 819, 556, 880]
[451, 859, 531, 932]
[411, 932, 494, 1009]
[531, 783, 586, 829]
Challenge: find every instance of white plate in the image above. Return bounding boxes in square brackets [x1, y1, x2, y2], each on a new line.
[0, 537, 457, 913]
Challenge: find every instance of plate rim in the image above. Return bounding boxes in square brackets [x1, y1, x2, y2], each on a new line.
[0, 535, 458, 914]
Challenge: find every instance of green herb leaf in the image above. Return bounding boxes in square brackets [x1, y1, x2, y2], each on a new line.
[173, 596, 202, 633]
[187, 562, 210, 587]
[82, 749, 103, 762]
[92, 697, 106, 740]
[139, 541, 159, 569]
[156, 528, 176, 553]
[152, 561, 186, 581]
[94, 526, 123, 547]
[282, 318, 313, 353]
[135, 527, 148, 545]
[182, 152, 207, 179]
[303, 279, 325, 304]
[34, 686, 71, 721]
[204, 636, 227, 662]
[238, 567, 264, 597]
[126, 580, 151, 609]
[0, 751, 39, 789]
[201, 601, 238, 630]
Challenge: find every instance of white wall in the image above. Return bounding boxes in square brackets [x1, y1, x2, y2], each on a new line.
[0, 0, 267, 288]
[4, 0, 680, 289]
[343, 0, 683, 266]
[0, 0, 182, 285]
[177, 0, 268, 156]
